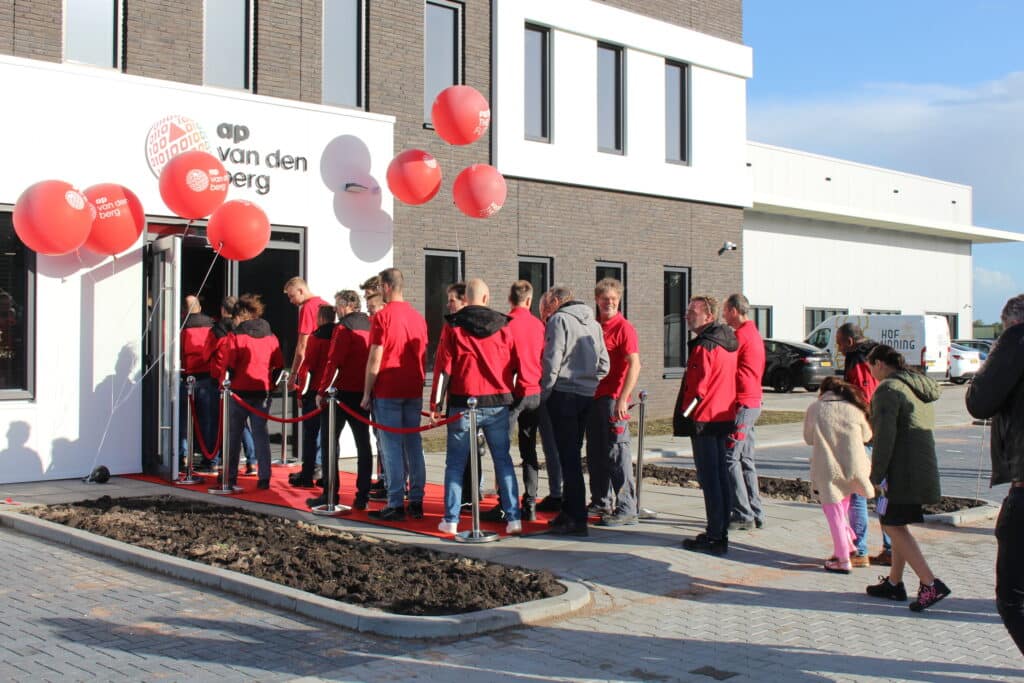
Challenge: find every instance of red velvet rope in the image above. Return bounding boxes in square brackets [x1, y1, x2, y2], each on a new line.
[231, 393, 324, 423]
[189, 394, 222, 459]
[335, 399, 464, 433]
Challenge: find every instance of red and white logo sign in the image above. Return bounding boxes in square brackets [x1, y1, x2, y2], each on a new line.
[145, 115, 211, 178]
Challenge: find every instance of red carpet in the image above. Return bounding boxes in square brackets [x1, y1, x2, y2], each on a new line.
[123, 466, 567, 539]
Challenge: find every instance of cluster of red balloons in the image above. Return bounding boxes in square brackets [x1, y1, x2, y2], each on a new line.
[12, 150, 270, 262]
[386, 85, 507, 219]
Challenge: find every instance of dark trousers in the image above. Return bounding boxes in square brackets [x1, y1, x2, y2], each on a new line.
[299, 393, 320, 480]
[510, 393, 542, 501]
[996, 487, 1024, 655]
[692, 433, 731, 541]
[319, 391, 374, 500]
[461, 432, 486, 503]
[547, 390, 593, 528]
[586, 395, 636, 515]
[228, 391, 271, 485]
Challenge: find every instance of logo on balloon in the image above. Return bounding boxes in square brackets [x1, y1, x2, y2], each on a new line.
[145, 115, 211, 178]
[186, 169, 210, 192]
[474, 110, 492, 138]
[64, 190, 86, 211]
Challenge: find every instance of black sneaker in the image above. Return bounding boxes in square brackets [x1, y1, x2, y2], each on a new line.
[352, 495, 369, 511]
[479, 504, 507, 522]
[535, 496, 563, 512]
[243, 463, 255, 476]
[599, 512, 639, 527]
[909, 578, 951, 612]
[368, 506, 406, 522]
[681, 533, 728, 556]
[306, 495, 338, 509]
[256, 479, 270, 490]
[755, 518, 765, 529]
[521, 498, 537, 522]
[548, 520, 588, 536]
[289, 475, 315, 488]
[407, 501, 424, 519]
[866, 576, 908, 601]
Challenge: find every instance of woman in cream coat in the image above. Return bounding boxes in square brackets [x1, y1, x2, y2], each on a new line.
[803, 376, 874, 573]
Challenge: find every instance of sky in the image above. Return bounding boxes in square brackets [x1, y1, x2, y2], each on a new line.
[744, 1, 1024, 324]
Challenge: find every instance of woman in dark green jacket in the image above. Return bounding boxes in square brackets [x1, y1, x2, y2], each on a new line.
[864, 344, 951, 612]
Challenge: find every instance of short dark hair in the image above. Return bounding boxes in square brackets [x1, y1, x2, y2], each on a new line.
[724, 293, 750, 316]
[1001, 294, 1024, 327]
[866, 344, 907, 371]
[446, 281, 467, 299]
[837, 322, 864, 341]
[509, 280, 533, 305]
[379, 268, 404, 292]
[548, 284, 573, 304]
[235, 293, 265, 318]
[318, 305, 336, 325]
[221, 295, 238, 313]
[359, 275, 380, 293]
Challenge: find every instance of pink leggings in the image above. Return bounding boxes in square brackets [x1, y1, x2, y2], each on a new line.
[822, 496, 855, 562]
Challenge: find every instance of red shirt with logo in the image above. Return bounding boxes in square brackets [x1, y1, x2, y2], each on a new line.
[368, 300, 427, 399]
[595, 313, 640, 400]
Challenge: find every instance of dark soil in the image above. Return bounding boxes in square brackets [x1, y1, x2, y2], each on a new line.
[27, 495, 565, 616]
[640, 463, 984, 515]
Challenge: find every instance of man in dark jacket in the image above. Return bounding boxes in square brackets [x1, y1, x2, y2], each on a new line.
[966, 294, 1024, 654]
[678, 295, 738, 555]
[433, 278, 523, 535]
[836, 322, 885, 567]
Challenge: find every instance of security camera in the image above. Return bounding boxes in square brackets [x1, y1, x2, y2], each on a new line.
[718, 241, 737, 255]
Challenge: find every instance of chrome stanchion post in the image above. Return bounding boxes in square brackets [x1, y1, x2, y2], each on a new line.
[455, 397, 499, 544]
[635, 390, 657, 520]
[279, 370, 291, 466]
[176, 375, 200, 485]
[312, 388, 350, 516]
[210, 379, 242, 494]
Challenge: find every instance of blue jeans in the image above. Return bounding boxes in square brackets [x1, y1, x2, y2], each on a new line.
[179, 375, 217, 461]
[849, 493, 869, 556]
[228, 392, 272, 484]
[373, 397, 426, 508]
[241, 425, 256, 465]
[692, 433, 731, 541]
[443, 405, 519, 523]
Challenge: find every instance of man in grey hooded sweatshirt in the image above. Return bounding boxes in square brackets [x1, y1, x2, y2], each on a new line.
[541, 284, 610, 535]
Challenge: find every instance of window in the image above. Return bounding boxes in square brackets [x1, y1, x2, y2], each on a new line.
[323, 0, 363, 108]
[0, 212, 35, 399]
[665, 61, 688, 162]
[928, 312, 959, 338]
[518, 256, 552, 318]
[425, 249, 463, 371]
[596, 261, 626, 316]
[524, 24, 550, 141]
[864, 308, 901, 315]
[424, 0, 462, 123]
[597, 43, 624, 153]
[805, 307, 848, 336]
[65, 0, 120, 68]
[751, 306, 773, 338]
[663, 267, 689, 371]
[204, 0, 253, 90]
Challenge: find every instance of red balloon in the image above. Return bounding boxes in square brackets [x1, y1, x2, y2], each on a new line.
[206, 200, 271, 261]
[386, 149, 442, 205]
[82, 184, 146, 256]
[431, 85, 491, 145]
[12, 180, 94, 255]
[158, 150, 230, 219]
[453, 164, 507, 219]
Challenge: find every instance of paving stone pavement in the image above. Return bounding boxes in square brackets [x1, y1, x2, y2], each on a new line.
[0, 472, 1021, 682]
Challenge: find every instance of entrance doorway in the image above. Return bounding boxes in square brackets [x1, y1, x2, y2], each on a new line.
[142, 222, 304, 478]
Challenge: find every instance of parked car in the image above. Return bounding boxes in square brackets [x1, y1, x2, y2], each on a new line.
[953, 338, 992, 360]
[763, 339, 835, 393]
[948, 343, 982, 384]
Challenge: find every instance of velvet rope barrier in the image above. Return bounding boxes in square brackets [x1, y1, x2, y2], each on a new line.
[231, 393, 325, 423]
[190, 394, 222, 459]
[335, 398, 464, 434]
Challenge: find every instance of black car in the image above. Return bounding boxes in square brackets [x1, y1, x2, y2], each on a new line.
[763, 339, 835, 393]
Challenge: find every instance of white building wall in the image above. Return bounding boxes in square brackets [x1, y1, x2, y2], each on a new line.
[743, 212, 972, 341]
[0, 56, 394, 484]
[493, 0, 753, 208]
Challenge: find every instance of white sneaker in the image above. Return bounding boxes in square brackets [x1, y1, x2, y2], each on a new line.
[437, 521, 458, 535]
[506, 520, 522, 535]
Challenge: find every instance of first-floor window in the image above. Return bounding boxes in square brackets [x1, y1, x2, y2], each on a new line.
[518, 256, 552, 318]
[805, 307, 847, 336]
[864, 308, 901, 315]
[751, 305, 773, 338]
[664, 267, 689, 371]
[425, 249, 463, 371]
[596, 260, 626, 316]
[0, 211, 35, 399]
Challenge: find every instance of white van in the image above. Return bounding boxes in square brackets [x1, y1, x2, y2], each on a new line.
[805, 314, 951, 378]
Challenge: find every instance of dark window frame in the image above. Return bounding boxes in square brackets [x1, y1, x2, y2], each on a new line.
[597, 42, 625, 154]
[321, 0, 366, 109]
[805, 307, 849, 336]
[664, 59, 689, 164]
[0, 207, 37, 401]
[863, 308, 902, 315]
[595, 260, 626, 317]
[424, 248, 464, 374]
[751, 305, 773, 338]
[423, 0, 464, 126]
[524, 23, 551, 142]
[203, 0, 255, 92]
[518, 255, 553, 318]
[64, 0, 123, 70]
[663, 266, 690, 377]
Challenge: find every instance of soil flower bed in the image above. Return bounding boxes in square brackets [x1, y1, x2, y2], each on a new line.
[641, 463, 984, 515]
[27, 495, 565, 616]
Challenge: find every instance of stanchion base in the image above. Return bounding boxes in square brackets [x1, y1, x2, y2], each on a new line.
[175, 477, 201, 486]
[454, 530, 500, 544]
[311, 504, 352, 517]
[638, 508, 658, 520]
[208, 486, 244, 495]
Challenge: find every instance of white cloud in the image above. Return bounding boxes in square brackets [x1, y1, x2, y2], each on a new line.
[974, 266, 1016, 291]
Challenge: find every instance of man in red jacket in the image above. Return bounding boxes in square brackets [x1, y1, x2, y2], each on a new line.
[722, 293, 766, 531]
[432, 278, 522, 536]
[677, 295, 738, 555]
[179, 295, 216, 469]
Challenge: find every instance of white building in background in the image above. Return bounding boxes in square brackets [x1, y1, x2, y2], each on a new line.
[743, 142, 1024, 341]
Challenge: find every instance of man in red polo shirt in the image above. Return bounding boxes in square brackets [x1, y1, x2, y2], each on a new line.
[284, 276, 329, 487]
[361, 268, 428, 521]
[586, 278, 641, 526]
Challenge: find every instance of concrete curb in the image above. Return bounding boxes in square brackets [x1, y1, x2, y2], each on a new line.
[924, 502, 1001, 527]
[0, 510, 590, 639]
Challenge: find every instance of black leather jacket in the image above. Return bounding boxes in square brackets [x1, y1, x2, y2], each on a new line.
[966, 322, 1024, 485]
